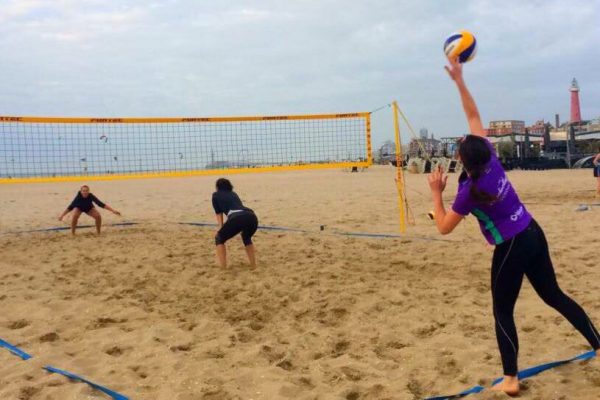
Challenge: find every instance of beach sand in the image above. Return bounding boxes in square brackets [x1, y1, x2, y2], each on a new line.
[1, 166, 599, 400]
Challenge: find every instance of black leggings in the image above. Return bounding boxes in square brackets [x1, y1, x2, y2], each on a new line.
[215, 211, 258, 246]
[492, 219, 600, 376]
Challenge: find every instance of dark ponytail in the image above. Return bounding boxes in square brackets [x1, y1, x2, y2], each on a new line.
[468, 166, 497, 203]
[458, 135, 497, 204]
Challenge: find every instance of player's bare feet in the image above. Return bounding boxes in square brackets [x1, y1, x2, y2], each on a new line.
[491, 375, 519, 396]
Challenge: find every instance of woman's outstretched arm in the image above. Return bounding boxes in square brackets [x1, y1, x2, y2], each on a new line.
[445, 57, 486, 137]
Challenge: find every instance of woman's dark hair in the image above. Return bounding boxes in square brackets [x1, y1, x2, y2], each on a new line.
[215, 178, 233, 191]
[458, 135, 497, 204]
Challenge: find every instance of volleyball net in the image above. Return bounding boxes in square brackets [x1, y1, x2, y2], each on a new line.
[0, 113, 372, 183]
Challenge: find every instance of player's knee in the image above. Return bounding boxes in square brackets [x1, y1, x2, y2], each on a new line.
[493, 302, 514, 319]
[539, 291, 565, 309]
[215, 233, 225, 246]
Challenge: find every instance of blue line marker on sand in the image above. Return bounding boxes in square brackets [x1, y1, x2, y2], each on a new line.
[425, 350, 597, 400]
[180, 222, 307, 233]
[0, 338, 32, 360]
[6, 222, 138, 234]
[257, 224, 308, 233]
[44, 365, 129, 400]
[180, 221, 451, 242]
[1, 337, 129, 400]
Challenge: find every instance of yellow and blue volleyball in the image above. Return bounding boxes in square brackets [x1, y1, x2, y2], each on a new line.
[443, 30, 477, 63]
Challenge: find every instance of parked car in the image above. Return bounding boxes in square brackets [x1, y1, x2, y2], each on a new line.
[572, 155, 596, 169]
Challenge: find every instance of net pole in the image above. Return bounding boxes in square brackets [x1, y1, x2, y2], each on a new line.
[392, 101, 407, 233]
[396, 106, 430, 161]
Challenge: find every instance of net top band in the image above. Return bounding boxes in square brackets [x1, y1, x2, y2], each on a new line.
[0, 113, 369, 124]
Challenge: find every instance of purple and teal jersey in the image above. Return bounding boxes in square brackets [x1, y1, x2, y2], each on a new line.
[452, 138, 532, 245]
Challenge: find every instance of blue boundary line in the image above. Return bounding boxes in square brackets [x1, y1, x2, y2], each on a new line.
[179, 221, 452, 242]
[0, 338, 32, 360]
[3, 221, 450, 242]
[44, 365, 129, 400]
[1, 337, 129, 400]
[180, 221, 308, 233]
[425, 350, 596, 400]
[575, 203, 600, 211]
[4, 222, 138, 235]
[258, 224, 308, 233]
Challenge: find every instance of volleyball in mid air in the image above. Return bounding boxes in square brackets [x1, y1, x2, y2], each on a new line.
[443, 30, 477, 63]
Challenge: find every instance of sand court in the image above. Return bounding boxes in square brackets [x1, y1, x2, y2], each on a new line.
[1, 167, 599, 399]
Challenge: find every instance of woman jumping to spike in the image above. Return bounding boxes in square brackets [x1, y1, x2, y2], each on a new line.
[212, 178, 258, 268]
[427, 57, 600, 396]
[58, 185, 121, 235]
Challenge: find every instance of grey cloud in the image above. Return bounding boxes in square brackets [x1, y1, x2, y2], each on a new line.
[0, 0, 598, 147]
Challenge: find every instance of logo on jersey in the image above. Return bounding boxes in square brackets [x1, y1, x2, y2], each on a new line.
[510, 205, 524, 221]
[496, 177, 511, 201]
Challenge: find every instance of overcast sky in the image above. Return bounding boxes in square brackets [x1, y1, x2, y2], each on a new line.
[1, 0, 598, 146]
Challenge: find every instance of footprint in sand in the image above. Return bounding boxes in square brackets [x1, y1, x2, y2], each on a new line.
[248, 321, 263, 331]
[413, 322, 446, 338]
[18, 386, 39, 400]
[259, 345, 285, 363]
[340, 366, 363, 381]
[129, 365, 149, 379]
[582, 361, 600, 387]
[199, 387, 232, 400]
[332, 340, 351, 357]
[7, 319, 30, 329]
[89, 317, 128, 329]
[406, 378, 425, 398]
[170, 343, 192, 352]
[294, 376, 315, 389]
[204, 347, 225, 359]
[105, 345, 127, 356]
[436, 355, 461, 377]
[387, 340, 408, 350]
[46, 379, 65, 387]
[276, 359, 294, 371]
[236, 329, 254, 343]
[39, 332, 59, 342]
[343, 389, 361, 400]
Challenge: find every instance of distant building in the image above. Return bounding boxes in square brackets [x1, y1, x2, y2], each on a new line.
[527, 120, 552, 135]
[486, 120, 526, 136]
[481, 79, 599, 161]
[378, 141, 396, 163]
[408, 136, 441, 157]
[375, 141, 410, 164]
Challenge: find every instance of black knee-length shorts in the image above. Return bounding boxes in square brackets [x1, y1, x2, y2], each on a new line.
[215, 211, 258, 246]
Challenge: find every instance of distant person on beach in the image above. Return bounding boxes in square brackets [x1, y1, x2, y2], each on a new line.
[594, 152, 600, 196]
[58, 185, 121, 235]
[427, 57, 600, 396]
[212, 178, 258, 268]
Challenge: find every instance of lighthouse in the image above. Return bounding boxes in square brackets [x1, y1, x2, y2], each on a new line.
[570, 78, 581, 123]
